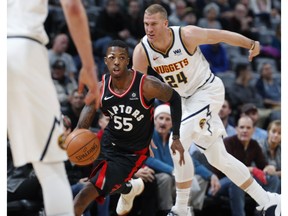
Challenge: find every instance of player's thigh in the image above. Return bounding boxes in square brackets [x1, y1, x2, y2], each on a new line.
[7, 39, 66, 166]
[180, 78, 226, 148]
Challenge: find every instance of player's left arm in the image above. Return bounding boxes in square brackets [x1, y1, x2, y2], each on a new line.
[143, 76, 185, 165]
[183, 25, 260, 62]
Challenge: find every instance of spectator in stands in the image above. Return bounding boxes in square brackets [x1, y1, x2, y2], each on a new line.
[211, 116, 280, 216]
[62, 89, 86, 128]
[51, 59, 78, 111]
[198, 2, 222, 29]
[169, 0, 187, 26]
[215, 0, 234, 25]
[249, 0, 272, 28]
[219, 96, 236, 136]
[48, 33, 78, 81]
[260, 22, 281, 60]
[125, 0, 145, 42]
[183, 8, 198, 26]
[240, 103, 268, 147]
[223, 3, 258, 40]
[200, 43, 229, 74]
[227, 63, 264, 112]
[93, 0, 132, 73]
[260, 120, 281, 193]
[62, 89, 99, 130]
[255, 63, 281, 109]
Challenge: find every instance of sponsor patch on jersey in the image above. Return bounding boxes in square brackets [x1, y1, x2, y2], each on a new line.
[199, 118, 206, 129]
[129, 92, 139, 100]
[173, 48, 182, 56]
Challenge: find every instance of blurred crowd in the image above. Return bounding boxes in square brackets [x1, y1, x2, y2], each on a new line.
[8, 0, 281, 215]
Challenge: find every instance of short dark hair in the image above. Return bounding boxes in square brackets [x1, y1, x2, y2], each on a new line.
[107, 40, 129, 53]
[235, 63, 249, 78]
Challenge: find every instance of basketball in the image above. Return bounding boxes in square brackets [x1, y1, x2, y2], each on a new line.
[65, 129, 100, 166]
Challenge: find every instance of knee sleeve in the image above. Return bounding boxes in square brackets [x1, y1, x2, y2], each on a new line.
[33, 161, 74, 216]
[171, 150, 194, 183]
[204, 137, 251, 186]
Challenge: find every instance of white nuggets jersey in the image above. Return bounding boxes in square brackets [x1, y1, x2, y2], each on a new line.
[8, 0, 49, 45]
[141, 26, 212, 97]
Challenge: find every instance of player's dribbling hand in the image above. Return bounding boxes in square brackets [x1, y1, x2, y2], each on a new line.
[78, 66, 100, 109]
[248, 41, 260, 62]
[170, 139, 185, 166]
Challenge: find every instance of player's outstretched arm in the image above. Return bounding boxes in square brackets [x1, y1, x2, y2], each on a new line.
[60, 0, 99, 109]
[143, 76, 185, 165]
[183, 26, 260, 62]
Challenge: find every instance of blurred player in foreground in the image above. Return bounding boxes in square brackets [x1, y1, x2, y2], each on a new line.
[7, 0, 99, 215]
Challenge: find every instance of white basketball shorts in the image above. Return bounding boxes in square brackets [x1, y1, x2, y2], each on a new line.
[7, 38, 68, 167]
[179, 76, 227, 151]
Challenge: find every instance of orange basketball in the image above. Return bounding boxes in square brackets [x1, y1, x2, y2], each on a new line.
[65, 129, 100, 166]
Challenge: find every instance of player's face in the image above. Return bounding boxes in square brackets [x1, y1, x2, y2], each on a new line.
[144, 12, 168, 42]
[105, 47, 130, 78]
[236, 117, 254, 143]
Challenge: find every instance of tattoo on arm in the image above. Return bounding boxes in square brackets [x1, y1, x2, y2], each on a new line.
[77, 104, 96, 129]
[144, 76, 173, 102]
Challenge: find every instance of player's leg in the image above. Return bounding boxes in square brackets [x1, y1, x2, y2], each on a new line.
[8, 39, 74, 216]
[73, 182, 99, 216]
[33, 161, 74, 216]
[116, 178, 145, 215]
[114, 153, 147, 215]
[168, 77, 227, 216]
[204, 135, 281, 216]
[168, 132, 194, 216]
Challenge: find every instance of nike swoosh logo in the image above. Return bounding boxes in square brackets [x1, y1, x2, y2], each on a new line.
[153, 56, 159, 61]
[104, 95, 114, 100]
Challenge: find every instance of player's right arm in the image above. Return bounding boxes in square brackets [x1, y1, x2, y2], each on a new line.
[76, 82, 102, 129]
[132, 43, 149, 74]
[76, 102, 97, 129]
[60, 0, 99, 109]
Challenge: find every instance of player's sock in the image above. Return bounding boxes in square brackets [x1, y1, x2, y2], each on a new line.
[244, 179, 269, 206]
[172, 188, 190, 214]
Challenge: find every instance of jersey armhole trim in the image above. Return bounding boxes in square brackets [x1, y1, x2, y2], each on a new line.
[139, 75, 152, 109]
[179, 27, 197, 56]
[141, 40, 151, 67]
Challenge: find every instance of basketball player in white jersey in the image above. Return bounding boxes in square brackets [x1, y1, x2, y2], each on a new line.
[7, 0, 99, 215]
[131, 4, 281, 216]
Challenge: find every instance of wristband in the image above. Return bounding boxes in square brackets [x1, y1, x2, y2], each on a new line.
[250, 40, 256, 51]
[172, 135, 180, 140]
